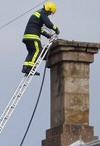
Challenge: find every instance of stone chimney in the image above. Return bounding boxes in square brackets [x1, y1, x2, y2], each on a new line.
[42, 39, 100, 146]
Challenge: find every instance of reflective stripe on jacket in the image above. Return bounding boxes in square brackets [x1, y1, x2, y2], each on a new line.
[23, 8, 54, 41]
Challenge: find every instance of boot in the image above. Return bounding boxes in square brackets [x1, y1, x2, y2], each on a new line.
[22, 66, 40, 76]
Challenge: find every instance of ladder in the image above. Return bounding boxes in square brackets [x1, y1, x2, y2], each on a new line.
[0, 35, 57, 134]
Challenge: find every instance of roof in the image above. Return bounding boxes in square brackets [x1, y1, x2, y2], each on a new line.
[69, 140, 85, 146]
[86, 140, 100, 146]
[69, 140, 100, 146]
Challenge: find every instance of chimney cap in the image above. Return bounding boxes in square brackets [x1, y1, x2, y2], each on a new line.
[50, 39, 100, 50]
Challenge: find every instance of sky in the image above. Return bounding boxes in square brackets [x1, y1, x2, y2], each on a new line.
[0, 0, 100, 146]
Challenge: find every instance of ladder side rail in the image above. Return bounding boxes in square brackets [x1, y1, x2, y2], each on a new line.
[0, 53, 45, 133]
[0, 102, 16, 132]
[0, 44, 49, 132]
[0, 81, 28, 132]
[0, 77, 26, 121]
[0, 38, 55, 133]
[0, 47, 46, 125]
[0, 88, 26, 133]
[0, 45, 46, 122]
[0, 42, 48, 121]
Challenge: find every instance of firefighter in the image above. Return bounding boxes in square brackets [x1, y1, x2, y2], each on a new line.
[22, 1, 60, 75]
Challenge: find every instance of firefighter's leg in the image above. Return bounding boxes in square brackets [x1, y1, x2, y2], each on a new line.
[22, 40, 41, 75]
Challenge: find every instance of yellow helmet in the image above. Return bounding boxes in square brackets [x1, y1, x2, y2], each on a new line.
[44, 1, 57, 14]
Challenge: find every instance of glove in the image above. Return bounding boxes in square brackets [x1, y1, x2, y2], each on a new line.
[46, 33, 52, 39]
[53, 25, 60, 35]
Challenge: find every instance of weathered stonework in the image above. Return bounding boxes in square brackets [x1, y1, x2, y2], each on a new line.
[42, 125, 98, 146]
[50, 62, 90, 127]
[42, 39, 100, 146]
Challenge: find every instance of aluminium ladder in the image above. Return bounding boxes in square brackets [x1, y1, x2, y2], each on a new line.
[0, 35, 57, 134]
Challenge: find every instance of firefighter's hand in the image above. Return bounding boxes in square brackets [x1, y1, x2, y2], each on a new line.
[53, 26, 60, 35]
[46, 33, 52, 39]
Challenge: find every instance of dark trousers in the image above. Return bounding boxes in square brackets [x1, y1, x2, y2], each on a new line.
[22, 39, 42, 74]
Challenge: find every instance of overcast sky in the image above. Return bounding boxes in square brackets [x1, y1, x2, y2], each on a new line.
[0, 0, 100, 146]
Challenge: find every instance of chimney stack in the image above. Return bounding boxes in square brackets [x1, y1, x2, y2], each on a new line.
[42, 39, 100, 146]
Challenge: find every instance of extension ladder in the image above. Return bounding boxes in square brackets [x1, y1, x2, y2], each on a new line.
[0, 34, 57, 134]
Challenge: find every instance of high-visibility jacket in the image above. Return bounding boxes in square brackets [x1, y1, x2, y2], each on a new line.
[23, 8, 55, 41]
